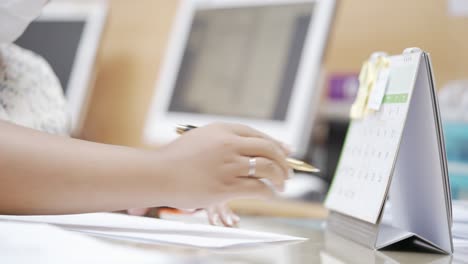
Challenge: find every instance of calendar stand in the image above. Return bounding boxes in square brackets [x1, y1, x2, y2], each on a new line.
[325, 49, 453, 254]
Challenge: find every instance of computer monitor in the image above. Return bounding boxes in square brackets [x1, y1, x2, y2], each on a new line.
[145, 0, 335, 156]
[15, 0, 107, 135]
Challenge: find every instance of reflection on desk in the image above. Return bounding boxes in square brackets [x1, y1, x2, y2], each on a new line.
[111, 217, 462, 264]
[2, 215, 465, 263]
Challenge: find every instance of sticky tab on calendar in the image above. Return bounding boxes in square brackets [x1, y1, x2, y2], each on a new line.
[350, 61, 373, 119]
[350, 53, 390, 119]
[367, 57, 390, 111]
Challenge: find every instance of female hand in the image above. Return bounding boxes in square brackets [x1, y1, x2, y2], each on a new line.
[158, 122, 291, 209]
[206, 203, 240, 227]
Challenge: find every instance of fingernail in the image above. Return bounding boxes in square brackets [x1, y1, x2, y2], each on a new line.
[226, 216, 233, 226]
[211, 214, 219, 225]
[288, 169, 295, 179]
[233, 214, 241, 223]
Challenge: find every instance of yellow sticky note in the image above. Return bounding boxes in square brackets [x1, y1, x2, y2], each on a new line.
[350, 61, 375, 119]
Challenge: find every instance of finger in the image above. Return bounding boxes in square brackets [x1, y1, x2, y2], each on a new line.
[216, 205, 234, 227]
[236, 138, 289, 175]
[225, 123, 291, 155]
[237, 157, 286, 190]
[207, 207, 221, 226]
[232, 214, 240, 226]
[232, 178, 276, 200]
[224, 205, 240, 226]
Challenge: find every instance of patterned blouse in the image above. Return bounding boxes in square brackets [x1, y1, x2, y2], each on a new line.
[0, 44, 70, 135]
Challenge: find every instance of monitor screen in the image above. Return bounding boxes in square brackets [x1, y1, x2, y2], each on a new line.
[168, 3, 314, 121]
[15, 20, 86, 95]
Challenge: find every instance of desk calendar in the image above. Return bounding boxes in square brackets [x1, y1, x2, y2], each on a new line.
[325, 48, 453, 254]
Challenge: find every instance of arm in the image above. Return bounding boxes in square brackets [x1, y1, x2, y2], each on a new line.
[0, 121, 289, 215]
[0, 120, 172, 214]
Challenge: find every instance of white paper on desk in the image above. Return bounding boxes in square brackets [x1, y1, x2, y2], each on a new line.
[0, 220, 177, 264]
[0, 213, 306, 249]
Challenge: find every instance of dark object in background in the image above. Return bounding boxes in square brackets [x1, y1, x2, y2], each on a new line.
[15, 21, 85, 94]
[324, 120, 349, 182]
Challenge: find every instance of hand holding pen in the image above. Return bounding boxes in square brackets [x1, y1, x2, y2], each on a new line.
[169, 122, 296, 227]
[152, 122, 320, 227]
[133, 122, 298, 227]
[176, 124, 319, 173]
[163, 122, 291, 204]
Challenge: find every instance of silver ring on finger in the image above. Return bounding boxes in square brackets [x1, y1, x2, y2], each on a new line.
[248, 157, 256, 178]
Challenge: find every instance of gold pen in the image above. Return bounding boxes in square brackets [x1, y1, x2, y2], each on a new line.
[175, 124, 320, 173]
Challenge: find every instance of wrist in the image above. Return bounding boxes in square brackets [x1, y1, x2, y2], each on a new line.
[138, 148, 176, 207]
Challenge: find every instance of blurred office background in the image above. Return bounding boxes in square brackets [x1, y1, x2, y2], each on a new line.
[19, 0, 468, 209]
[82, 0, 468, 144]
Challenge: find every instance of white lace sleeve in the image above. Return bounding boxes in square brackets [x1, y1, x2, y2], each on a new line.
[0, 44, 70, 135]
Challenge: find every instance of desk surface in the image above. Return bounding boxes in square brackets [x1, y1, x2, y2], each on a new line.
[117, 217, 460, 264]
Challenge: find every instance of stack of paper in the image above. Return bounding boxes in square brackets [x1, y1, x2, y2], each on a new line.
[0, 212, 306, 249]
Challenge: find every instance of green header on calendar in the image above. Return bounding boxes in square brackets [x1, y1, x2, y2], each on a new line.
[383, 93, 408, 104]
